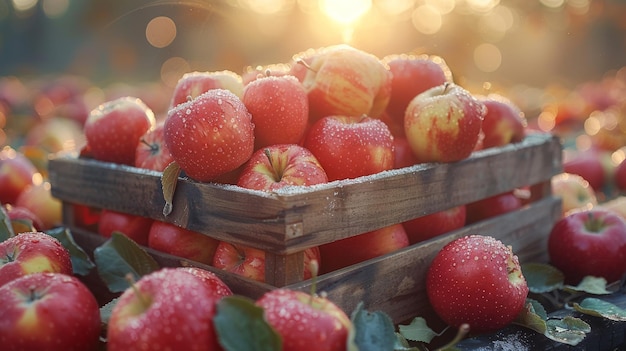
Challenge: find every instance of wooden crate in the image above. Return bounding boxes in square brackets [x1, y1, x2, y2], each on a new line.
[48, 132, 562, 323]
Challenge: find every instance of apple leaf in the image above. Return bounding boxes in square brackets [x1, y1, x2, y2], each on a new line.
[398, 316, 443, 344]
[350, 302, 397, 351]
[564, 276, 612, 295]
[161, 161, 180, 217]
[99, 296, 120, 329]
[0, 205, 14, 242]
[46, 227, 95, 276]
[11, 218, 36, 234]
[214, 295, 282, 351]
[544, 316, 590, 346]
[521, 262, 564, 293]
[94, 232, 160, 293]
[514, 299, 548, 334]
[573, 297, 626, 321]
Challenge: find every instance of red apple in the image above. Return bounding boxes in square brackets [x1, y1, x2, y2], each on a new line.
[135, 123, 175, 172]
[304, 115, 395, 181]
[465, 191, 524, 224]
[243, 75, 309, 149]
[598, 196, 626, 221]
[256, 288, 352, 351]
[212, 242, 321, 283]
[148, 220, 220, 265]
[382, 53, 452, 127]
[402, 205, 466, 244]
[551, 172, 598, 216]
[476, 94, 526, 149]
[97, 209, 153, 246]
[23, 116, 86, 154]
[319, 223, 409, 273]
[0, 273, 101, 351]
[0, 231, 73, 287]
[404, 83, 486, 163]
[562, 149, 606, 192]
[242, 63, 291, 85]
[293, 44, 392, 122]
[15, 181, 61, 230]
[237, 144, 328, 191]
[393, 136, 420, 169]
[2, 204, 44, 232]
[107, 267, 223, 351]
[548, 209, 626, 284]
[0, 146, 38, 205]
[426, 235, 528, 334]
[84, 96, 156, 165]
[177, 266, 233, 299]
[164, 89, 254, 182]
[170, 70, 244, 108]
[72, 203, 101, 232]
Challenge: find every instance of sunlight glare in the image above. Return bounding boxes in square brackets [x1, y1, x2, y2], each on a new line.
[320, 0, 372, 25]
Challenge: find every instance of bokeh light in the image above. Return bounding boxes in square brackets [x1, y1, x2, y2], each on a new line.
[320, 0, 372, 25]
[412, 4, 442, 34]
[160, 57, 190, 88]
[146, 16, 177, 49]
[11, 0, 37, 12]
[474, 43, 502, 72]
[42, 0, 69, 18]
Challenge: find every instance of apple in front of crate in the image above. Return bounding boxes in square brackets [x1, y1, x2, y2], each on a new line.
[0, 273, 101, 351]
[293, 44, 392, 122]
[548, 209, 626, 284]
[237, 144, 328, 191]
[427, 235, 528, 334]
[178, 267, 233, 299]
[562, 149, 606, 191]
[403, 205, 466, 244]
[3, 204, 44, 233]
[98, 209, 153, 246]
[0, 231, 72, 287]
[15, 182, 61, 230]
[319, 224, 409, 273]
[148, 221, 220, 266]
[164, 89, 254, 182]
[0, 146, 38, 205]
[107, 268, 223, 351]
[212, 242, 321, 283]
[393, 137, 420, 169]
[476, 94, 526, 149]
[304, 115, 395, 181]
[465, 191, 524, 225]
[551, 172, 598, 216]
[84, 96, 156, 166]
[404, 83, 485, 163]
[243, 75, 309, 149]
[256, 288, 353, 351]
[170, 70, 244, 108]
[135, 123, 175, 172]
[382, 53, 452, 126]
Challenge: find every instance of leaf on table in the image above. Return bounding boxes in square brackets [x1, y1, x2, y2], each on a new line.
[573, 297, 626, 321]
[349, 302, 397, 351]
[521, 262, 564, 294]
[46, 227, 95, 276]
[393, 333, 424, 351]
[161, 161, 180, 216]
[214, 295, 281, 351]
[0, 205, 14, 242]
[544, 316, 590, 346]
[398, 316, 443, 344]
[564, 276, 612, 295]
[94, 232, 160, 293]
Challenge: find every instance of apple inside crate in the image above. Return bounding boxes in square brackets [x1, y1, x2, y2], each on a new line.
[48, 132, 562, 324]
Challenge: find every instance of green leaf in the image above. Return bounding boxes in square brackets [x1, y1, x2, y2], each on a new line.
[11, 218, 36, 234]
[573, 297, 626, 321]
[521, 262, 564, 294]
[393, 333, 424, 351]
[350, 302, 397, 351]
[564, 276, 612, 295]
[0, 205, 14, 242]
[94, 232, 160, 293]
[544, 316, 590, 346]
[514, 300, 548, 334]
[398, 316, 443, 343]
[99, 296, 120, 329]
[161, 161, 180, 216]
[46, 227, 95, 276]
[214, 295, 282, 351]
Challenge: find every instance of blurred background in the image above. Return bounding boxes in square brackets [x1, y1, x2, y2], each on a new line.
[2, 0, 625, 87]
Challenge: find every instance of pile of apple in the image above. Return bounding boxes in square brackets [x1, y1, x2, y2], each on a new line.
[76, 44, 532, 280]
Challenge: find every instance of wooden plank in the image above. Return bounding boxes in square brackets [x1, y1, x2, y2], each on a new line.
[49, 133, 561, 254]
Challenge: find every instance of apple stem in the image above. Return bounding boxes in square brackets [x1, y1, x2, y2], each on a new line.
[442, 82, 451, 94]
[308, 259, 319, 303]
[436, 323, 470, 351]
[264, 148, 284, 181]
[125, 273, 151, 310]
[295, 58, 318, 73]
[140, 138, 159, 152]
[585, 211, 604, 232]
